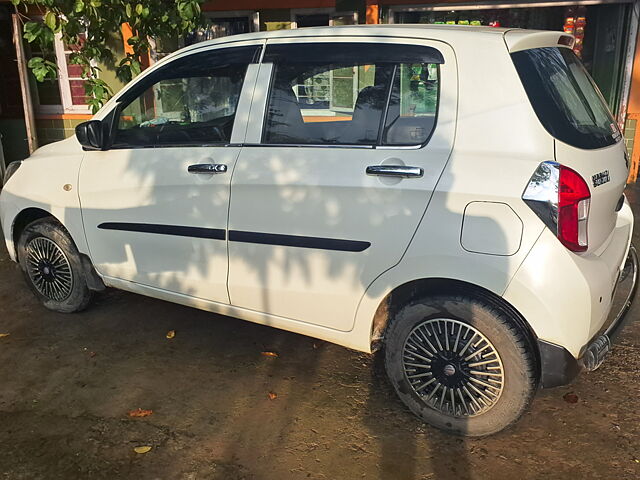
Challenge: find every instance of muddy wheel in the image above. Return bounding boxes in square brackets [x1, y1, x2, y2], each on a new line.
[17, 218, 92, 313]
[384, 294, 537, 436]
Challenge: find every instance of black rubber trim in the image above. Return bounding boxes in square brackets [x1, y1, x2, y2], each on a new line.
[537, 339, 582, 388]
[98, 222, 226, 240]
[80, 253, 106, 291]
[229, 230, 370, 252]
[251, 45, 263, 63]
[96, 223, 369, 252]
[263, 42, 444, 64]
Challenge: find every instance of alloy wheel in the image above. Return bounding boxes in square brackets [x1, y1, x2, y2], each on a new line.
[25, 237, 74, 302]
[402, 318, 504, 417]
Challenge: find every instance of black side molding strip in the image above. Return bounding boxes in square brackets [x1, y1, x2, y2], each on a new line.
[97, 223, 370, 252]
[98, 222, 226, 240]
[229, 230, 370, 252]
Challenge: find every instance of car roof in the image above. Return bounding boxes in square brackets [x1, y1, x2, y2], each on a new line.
[176, 24, 517, 54]
[166, 24, 567, 61]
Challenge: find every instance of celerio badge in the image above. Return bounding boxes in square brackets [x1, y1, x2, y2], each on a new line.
[592, 170, 610, 187]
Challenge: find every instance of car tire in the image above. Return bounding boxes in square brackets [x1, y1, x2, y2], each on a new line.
[384, 294, 537, 437]
[17, 217, 93, 313]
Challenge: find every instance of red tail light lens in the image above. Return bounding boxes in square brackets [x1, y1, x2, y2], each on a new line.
[558, 165, 590, 252]
[523, 162, 591, 253]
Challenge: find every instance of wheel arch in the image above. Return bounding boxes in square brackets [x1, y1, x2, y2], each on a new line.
[10, 207, 105, 291]
[369, 277, 541, 382]
[11, 208, 60, 257]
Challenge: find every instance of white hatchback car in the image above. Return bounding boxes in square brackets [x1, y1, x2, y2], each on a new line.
[1, 25, 636, 436]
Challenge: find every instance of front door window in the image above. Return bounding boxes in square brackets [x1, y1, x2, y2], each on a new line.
[112, 46, 258, 148]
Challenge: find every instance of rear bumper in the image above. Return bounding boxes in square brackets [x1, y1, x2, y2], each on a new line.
[538, 244, 638, 388]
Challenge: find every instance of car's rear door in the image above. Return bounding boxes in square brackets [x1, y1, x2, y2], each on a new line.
[510, 43, 629, 254]
[227, 37, 457, 330]
[79, 42, 261, 302]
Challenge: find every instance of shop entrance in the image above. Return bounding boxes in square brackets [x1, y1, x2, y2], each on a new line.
[392, 2, 633, 115]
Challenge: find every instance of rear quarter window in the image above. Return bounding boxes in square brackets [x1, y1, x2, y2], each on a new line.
[511, 47, 621, 150]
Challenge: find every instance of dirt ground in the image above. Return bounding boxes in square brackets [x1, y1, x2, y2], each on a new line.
[1, 191, 640, 480]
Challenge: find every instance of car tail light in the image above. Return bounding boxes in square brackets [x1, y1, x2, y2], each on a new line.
[523, 161, 591, 252]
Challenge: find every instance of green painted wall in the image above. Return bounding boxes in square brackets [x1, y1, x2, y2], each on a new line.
[100, 31, 129, 96]
[35, 118, 86, 146]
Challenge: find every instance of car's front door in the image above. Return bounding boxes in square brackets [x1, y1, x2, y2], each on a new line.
[79, 43, 261, 302]
[227, 38, 457, 330]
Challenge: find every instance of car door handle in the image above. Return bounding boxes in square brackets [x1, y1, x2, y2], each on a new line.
[188, 163, 228, 174]
[366, 165, 423, 178]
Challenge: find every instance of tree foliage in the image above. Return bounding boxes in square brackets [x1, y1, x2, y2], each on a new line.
[12, 0, 205, 112]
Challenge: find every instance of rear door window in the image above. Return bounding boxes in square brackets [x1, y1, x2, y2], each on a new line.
[511, 47, 621, 150]
[262, 43, 443, 147]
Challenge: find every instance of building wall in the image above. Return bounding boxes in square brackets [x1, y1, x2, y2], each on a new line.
[34, 116, 90, 146]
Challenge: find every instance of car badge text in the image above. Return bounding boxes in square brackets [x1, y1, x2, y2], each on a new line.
[592, 170, 610, 188]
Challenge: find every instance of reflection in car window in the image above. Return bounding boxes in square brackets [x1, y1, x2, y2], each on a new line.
[264, 63, 394, 145]
[112, 47, 257, 148]
[511, 47, 620, 150]
[262, 44, 441, 147]
[383, 64, 439, 146]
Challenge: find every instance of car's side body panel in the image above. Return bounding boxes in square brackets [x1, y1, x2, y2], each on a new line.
[78, 145, 241, 302]
[77, 41, 262, 302]
[0, 137, 88, 262]
[226, 37, 458, 332]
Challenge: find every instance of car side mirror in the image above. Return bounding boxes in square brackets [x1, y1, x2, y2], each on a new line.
[75, 120, 105, 150]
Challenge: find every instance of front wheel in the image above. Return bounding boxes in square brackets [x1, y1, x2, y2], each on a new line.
[17, 218, 93, 313]
[384, 294, 537, 436]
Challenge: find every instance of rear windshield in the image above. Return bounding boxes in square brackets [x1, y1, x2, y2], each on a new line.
[511, 47, 621, 150]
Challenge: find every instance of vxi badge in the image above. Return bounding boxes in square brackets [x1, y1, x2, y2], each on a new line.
[592, 170, 611, 188]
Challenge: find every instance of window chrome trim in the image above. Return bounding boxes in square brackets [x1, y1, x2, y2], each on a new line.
[242, 143, 375, 149]
[376, 144, 425, 150]
[108, 142, 237, 150]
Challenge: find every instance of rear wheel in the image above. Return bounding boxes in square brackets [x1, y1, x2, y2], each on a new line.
[384, 294, 537, 436]
[17, 218, 92, 313]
